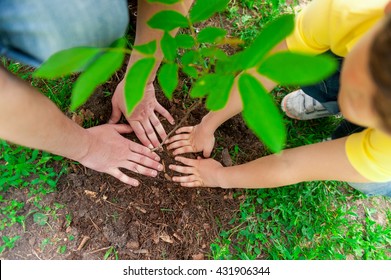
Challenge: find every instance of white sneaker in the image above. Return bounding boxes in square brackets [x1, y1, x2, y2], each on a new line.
[281, 89, 333, 120]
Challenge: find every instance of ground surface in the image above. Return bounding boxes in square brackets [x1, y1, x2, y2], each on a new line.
[2, 71, 266, 260]
[2, 0, 390, 260]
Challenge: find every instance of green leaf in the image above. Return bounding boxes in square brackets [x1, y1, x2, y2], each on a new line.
[124, 58, 156, 114]
[33, 213, 48, 226]
[71, 50, 125, 110]
[238, 73, 285, 153]
[161, 32, 177, 62]
[197, 27, 227, 43]
[175, 34, 195, 49]
[236, 14, 295, 70]
[147, 11, 189, 31]
[181, 50, 199, 65]
[206, 74, 234, 110]
[182, 66, 198, 78]
[147, 0, 180, 4]
[34, 47, 101, 78]
[190, 73, 233, 107]
[200, 47, 228, 60]
[133, 40, 157, 55]
[190, 74, 215, 98]
[258, 51, 338, 86]
[158, 63, 179, 99]
[190, 0, 230, 23]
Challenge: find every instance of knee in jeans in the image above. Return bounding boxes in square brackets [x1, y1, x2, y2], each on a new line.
[349, 181, 391, 197]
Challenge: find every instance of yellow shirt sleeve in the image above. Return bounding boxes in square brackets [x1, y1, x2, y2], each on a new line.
[286, 0, 387, 57]
[346, 129, 391, 182]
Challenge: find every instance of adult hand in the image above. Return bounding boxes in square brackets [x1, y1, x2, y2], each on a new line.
[166, 125, 215, 157]
[78, 123, 163, 186]
[109, 81, 175, 148]
[169, 156, 224, 187]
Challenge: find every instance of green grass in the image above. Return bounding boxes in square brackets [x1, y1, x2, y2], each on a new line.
[1, 1, 390, 260]
[210, 0, 391, 260]
[0, 59, 70, 254]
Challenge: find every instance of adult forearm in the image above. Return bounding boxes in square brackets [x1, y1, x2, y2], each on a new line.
[129, 0, 194, 82]
[0, 67, 89, 161]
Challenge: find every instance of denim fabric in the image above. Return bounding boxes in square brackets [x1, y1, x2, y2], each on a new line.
[0, 0, 129, 67]
[301, 52, 343, 115]
[349, 181, 391, 197]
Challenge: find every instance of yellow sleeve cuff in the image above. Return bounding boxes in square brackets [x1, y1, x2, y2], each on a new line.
[346, 129, 391, 182]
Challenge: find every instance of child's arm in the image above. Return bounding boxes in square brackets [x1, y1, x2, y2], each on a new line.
[168, 137, 371, 188]
[167, 41, 288, 156]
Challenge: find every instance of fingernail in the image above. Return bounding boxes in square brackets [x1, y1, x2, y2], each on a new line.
[148, 144, 154, 149]
[133, 181, 139, 187]
[158, 165, 163, 171]
[168, 165, 173, 169]
[155, 156, 160, 161]
[152, 170, 158, 177]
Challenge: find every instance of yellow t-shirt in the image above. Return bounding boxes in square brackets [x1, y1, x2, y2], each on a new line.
[286, 0, 387, 56]
[286, 0, 391, 182]
[346, 129, 391, 182]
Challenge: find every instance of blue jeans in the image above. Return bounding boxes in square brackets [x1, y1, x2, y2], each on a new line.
[0, 0, 129, 67]
[301, 53, 391, 198]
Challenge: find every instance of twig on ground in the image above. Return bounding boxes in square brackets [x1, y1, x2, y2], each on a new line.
[77, 235, 91, 251]
[87, 246, 112, 255]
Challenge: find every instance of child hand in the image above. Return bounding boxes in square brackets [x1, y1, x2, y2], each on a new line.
[169, 156, 224, 187]
[166, 125, 215, 157]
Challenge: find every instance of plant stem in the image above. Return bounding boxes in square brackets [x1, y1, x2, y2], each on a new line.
[151, 98, 203, 152]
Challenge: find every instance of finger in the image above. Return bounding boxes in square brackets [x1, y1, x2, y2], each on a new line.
[168, 164, 195, 175]
[156, 103, 175, 125]
[172, 146, 196, 156]
[176, 126, 194, 134]
[172, 174, 198, 183]
[141, 120, 160, 148]
[120, 161, 159, 178]
[129, 141, 161, 161]
[166, 133, 190, 144]
[180, 181, 203, 187]
[107, 168, 139, 186]
[203, 139, 215, 158]
[128, 152, 163, 171]
[108, 100, 122, 124]
[149, 114, 167, 141]
[112, 124, 133, 134]
[174, 156, 198, 167]
[167, 140, 191, 150]
[130, 121, 153, 148]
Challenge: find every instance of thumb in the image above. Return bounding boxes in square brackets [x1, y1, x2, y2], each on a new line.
[203, 141, 215, 158]
[112, 124, 133, 134]
[108, 100, 122, 124]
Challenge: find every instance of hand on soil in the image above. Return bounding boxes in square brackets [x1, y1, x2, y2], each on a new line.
[78, 124, 163, 186]
[166, 125, 215, 157]
[109, 82, 174, 148]
[169, 156, 224, 187]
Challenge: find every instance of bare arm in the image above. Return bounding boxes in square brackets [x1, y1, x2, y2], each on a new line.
[167, 41, 288, 156]
[200, 40, 288, 131]
[110, 0, 194, 147]
[170, 137, 371, 188]
[0, 66, 89, 160]
[0, 66, 162, 186]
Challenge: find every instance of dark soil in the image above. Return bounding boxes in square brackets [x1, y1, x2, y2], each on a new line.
[1, 77, 265, 260]
[0, 1, 269, 260]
